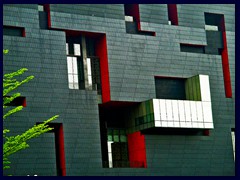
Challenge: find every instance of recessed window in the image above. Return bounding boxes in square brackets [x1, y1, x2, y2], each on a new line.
[3, 26, 26, 37]
[67, 57, 79, 89]
[4, 96, 26, 107]
[180, 43, 205, 54]
[124, 4, 155, 36]
[38, 4, 48, 29]
[155, 77, 186, 100]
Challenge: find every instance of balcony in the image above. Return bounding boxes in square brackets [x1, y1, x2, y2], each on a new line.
[126, 75, 214, 134]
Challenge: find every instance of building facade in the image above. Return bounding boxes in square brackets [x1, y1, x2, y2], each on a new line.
[3, 4, 235, 176]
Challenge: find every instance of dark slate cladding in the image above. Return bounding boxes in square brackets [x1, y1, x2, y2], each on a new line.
[3, 4, 235, 176]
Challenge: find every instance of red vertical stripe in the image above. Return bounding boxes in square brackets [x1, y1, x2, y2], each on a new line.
[95, 35, 111, 103]
[22, 28, 26, 37]
[22, 97, 27, 107]
[44, 4, 51, 28]
[221, 17, 232, 98]
[168, 4, 179, 25]
[127, 131, 147, 168]
[58, 125, 66, 176]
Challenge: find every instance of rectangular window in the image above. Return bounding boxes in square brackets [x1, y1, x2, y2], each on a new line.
[155, 77, 186, 100]
[67, 57, 79, 89]
[180, 43, 205, 54]
[4, 96, 26, 107]
[3, 26, 25, 37]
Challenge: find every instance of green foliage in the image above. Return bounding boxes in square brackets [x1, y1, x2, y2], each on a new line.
[3, 49, 58, 171]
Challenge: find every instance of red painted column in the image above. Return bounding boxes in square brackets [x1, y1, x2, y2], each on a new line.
[168, 4, 179, 25]
[127, 131, 147, 168]
[55, 124, 66, 176]
[220, 17, 232, 98]
[95, 35, 111, 103]
[44, 4, 51, 28]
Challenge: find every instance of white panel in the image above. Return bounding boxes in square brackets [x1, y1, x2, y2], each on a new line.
[168, 20, 172, 25]
[192, 122, 198, 128]
[167, 121, 174, 127]
[199, 75, 211, 102]
[202, 102, 213, 123]
[160, 100, 167, 120]
[174, 121, 180, 128]
[74, 44, 81, 56]
[87, 58, 92, 76]
[190, 101, 197, 122]
[166, 100, 173, 121]
[178, 100, 185, 122]
[66, 43, 69, 55]
[155, 120, 161, 127]
[161, 121, 167, 127]
[204, 123, 214, 129]
[196, 102, 204, 123]
[205, 25, 218, 31]
[184, 101, 191, 122]
[172, 100, 179, 121]
[185, 122, 192, 128]
[180, 122, 187, 128]
[87, 58, 92, 86]
[125, 16, 134, 22]
[198, 123, 204, 128]
[153, 99, 160, 120]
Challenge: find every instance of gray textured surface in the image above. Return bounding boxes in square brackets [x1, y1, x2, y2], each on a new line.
[3, 4, 235, 176]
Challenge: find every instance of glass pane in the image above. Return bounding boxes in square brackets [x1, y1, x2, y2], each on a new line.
[73, 75, 79, 83]
[73, 82, 79, 89]
[113, 135, 119, 142]
[74, 44, 81, 56]
[72, 57, 78, 74]
[87, 58, 92, 76]
[68, 74, 73, 83]
[68, 82, 74, 89]
[66, 43, 69, 55]
[67, 57, 73, 73]
[120, 135, 127, 142]
[108, 135, 113, 141]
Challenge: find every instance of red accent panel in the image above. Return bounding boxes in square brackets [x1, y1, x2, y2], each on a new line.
[95, 34, 111, 103]
[220, 17, 232, 98]
[22, 97, 27, 107]
[22, 28, 26, 37]
[203, 130, 210, 136]
[127, 131, 147, 168]
[168, 4, 179, 25]
[44, 4, 51, 28]
[54, 124, 66, 176]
